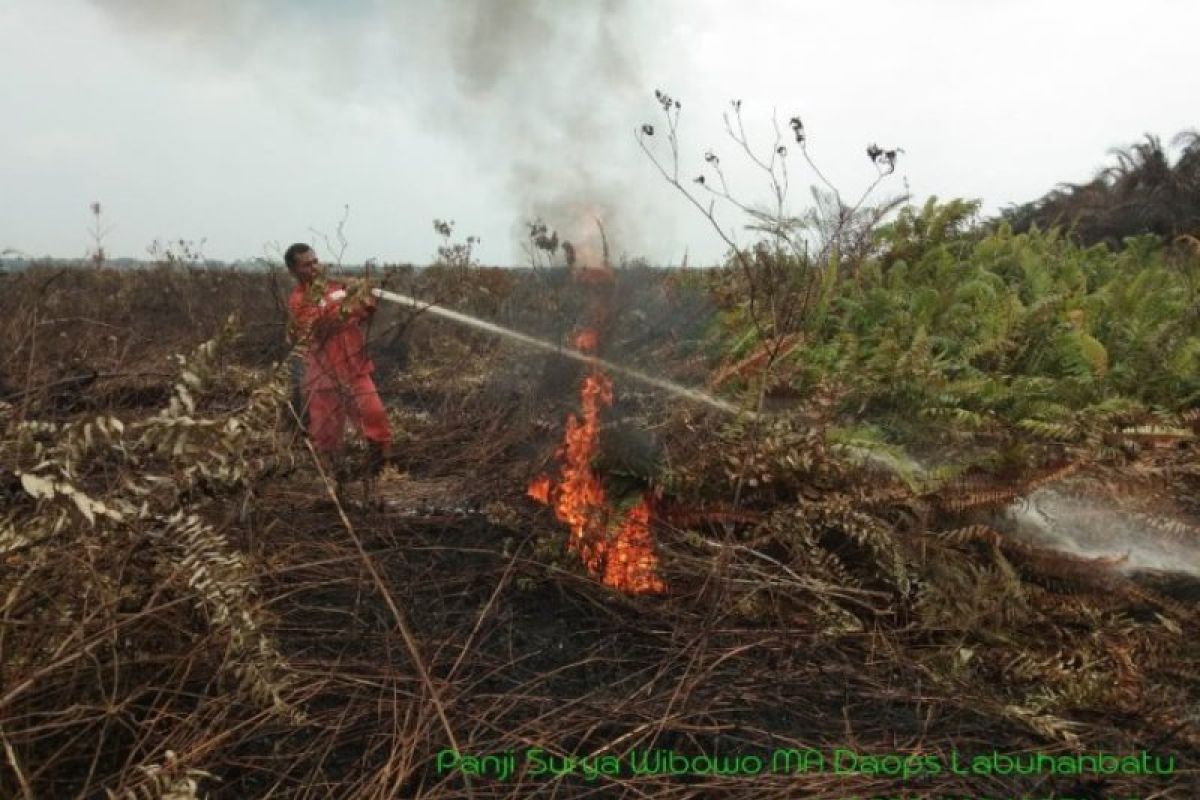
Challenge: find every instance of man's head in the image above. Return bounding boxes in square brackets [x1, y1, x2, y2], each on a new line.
[285, 243, 321, 284]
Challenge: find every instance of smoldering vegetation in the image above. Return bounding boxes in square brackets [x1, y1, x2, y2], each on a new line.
[6, 3, 1197, 797]
[1, 237, 1198, 798]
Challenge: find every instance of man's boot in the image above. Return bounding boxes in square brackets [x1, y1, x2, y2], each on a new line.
[315, 450, 349, 495]
[364, 441, 392, 509]
[366, 440, 392, 477]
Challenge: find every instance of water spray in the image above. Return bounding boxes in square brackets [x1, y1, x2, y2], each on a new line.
[370, 287, 749, 417]
[371, 291, 1200, 581]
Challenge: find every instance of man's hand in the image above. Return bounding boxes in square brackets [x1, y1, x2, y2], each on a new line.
[343, 279, 377, 315]
[319, 288, 347, 309]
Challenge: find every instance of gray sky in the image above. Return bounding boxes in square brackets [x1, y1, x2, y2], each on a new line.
[2, 0, 1196, 266]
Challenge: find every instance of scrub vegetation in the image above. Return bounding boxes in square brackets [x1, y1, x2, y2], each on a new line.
[1, 121, 1199, 798]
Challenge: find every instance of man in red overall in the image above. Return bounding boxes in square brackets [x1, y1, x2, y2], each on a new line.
[285, 243, 392, 478]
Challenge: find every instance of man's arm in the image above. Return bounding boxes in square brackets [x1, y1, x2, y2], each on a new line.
[289, 284, 376, 342]
[289, 288, 346, 343]
[330, 282, 378, 325]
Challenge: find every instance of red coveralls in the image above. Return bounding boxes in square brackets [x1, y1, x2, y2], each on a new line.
[287, 280, 392, 456]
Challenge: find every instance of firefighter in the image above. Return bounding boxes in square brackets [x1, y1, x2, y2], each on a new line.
[284, 242, 392, 481]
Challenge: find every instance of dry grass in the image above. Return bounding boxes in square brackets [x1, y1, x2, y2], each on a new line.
[1, 264, 1197, 798]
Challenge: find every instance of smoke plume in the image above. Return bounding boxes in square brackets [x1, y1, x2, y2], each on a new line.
[89, 0, 672, 262]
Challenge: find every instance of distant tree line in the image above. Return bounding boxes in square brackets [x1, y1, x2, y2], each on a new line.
[1000, 131, 1200, 248]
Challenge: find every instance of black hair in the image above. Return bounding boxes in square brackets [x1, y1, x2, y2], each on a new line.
[284, 242, 314, 271]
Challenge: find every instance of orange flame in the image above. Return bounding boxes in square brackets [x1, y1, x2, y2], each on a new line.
[574, 264, 613, 286]
[573, 329, 599, 352]
[526, 475, 552, 504]
[604, 497, 666, 594]
[556, 370, 612, 575]
[528, 330, 666, 595]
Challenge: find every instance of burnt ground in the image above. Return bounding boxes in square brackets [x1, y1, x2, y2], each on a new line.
[2, 265, 1199, 799]
[225, 450, 1195, 799]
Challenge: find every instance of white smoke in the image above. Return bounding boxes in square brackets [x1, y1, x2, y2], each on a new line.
[88, 0, 675, 261]
[1003, 488, 1200, 577]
